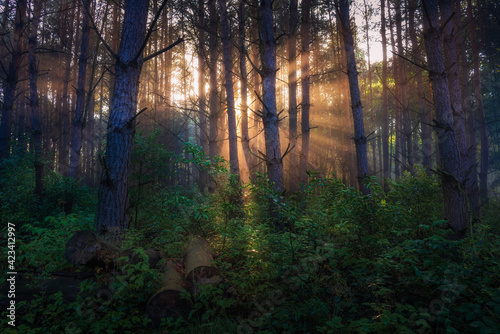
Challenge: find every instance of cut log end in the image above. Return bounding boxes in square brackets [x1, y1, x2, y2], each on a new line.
[183, 236, 219, 282]
[65, 231, 121, 268]
[146, 260, 189, 326]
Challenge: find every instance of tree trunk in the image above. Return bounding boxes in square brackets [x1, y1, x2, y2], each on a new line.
[337, 0, 370, 195]
[409, 0, 432, 172]
[288, 0, 299, 192]
[0, 0, 26, 162]
[198, 0, 208, 192]
[259, 0, 284, 194]
[239, 0, 251, 184]
[299, 0, 311, 187]
[96, 0, 150, 237]
[208, 0, 219, 192]
[467, 0, 489, 204]
[396, 0, 413, 174]
[59, 1, 79, 175]
[219, 0, 240, 180]
[69, 0, 91, 179]
[440, 0, 478, 217]
[381, 0, 390, 190]
[251, 0, 263, 175]
[422, 0, 469, 238]
[388, 4, 401, 179]
[28, 0, 44, 198]
[456, 1, 477, 206]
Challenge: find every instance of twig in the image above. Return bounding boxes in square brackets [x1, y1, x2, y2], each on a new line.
[81, 0, 117, 60]
[132, 0, 170, 64]
[127, 107, 148, 126]
[143, 37, 184, 62]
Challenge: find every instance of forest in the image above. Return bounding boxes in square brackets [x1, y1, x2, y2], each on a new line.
[0, 0, 500, 332]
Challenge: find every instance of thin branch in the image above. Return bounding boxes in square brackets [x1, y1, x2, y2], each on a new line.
[81, 0, 117, 60]
[391, 51, 429, 72]
[132, 0, 170, 63]
[127, 107, 148, 126]
[143, 37, 184, 62]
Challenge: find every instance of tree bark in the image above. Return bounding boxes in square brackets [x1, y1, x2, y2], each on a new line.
[0, 0, 26, 162]
[259, 0, 284, 194]
[337, 0, 370, 195]
[96, 0, 150, 237]
[422, 0, 470, 238]
[440, 0, 478, 217]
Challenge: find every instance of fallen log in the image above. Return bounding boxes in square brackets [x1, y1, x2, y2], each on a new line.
[146, 260, 189, 326]
[183, 236, 219, 282]
[65, 231, 121, 269]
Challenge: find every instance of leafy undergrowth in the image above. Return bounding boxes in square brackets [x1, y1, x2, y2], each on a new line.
[1, 154, 499, 333]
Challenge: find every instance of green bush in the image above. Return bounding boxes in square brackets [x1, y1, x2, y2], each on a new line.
[2, 153, 499, 333]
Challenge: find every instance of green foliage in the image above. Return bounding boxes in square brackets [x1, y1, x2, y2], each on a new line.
[0, 151, 38, 223]
[0, 152, 96, 225]
[17, 213, 94, 274]
[2, 151, 499, 334]
[129, 130, 175, 228]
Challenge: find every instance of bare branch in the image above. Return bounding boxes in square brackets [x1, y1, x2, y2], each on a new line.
[143, 37, 184, 62]
[132, 0, 169, 63]
[81, 0, 117, 60]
